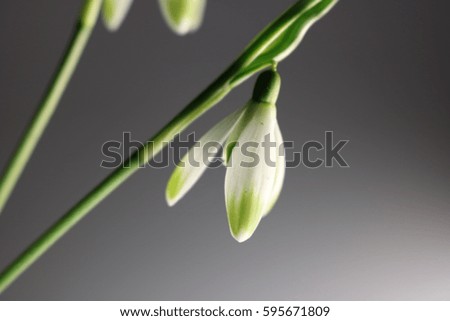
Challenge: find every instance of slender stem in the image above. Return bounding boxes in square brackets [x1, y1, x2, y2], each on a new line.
[0, 0, 336, 294]
[0, 0, 102, 215]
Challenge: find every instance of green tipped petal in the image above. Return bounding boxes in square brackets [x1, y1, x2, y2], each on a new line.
[166, 109, 243, 207]
[225, 102, 277, 242]
[102, 0, 134, 31]
[158, 0, 207, 35]
[263, 121, 285, 217]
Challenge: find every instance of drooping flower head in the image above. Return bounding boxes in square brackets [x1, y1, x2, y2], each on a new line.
[166, 70, 285, 242]
[224, 71, 284, 242]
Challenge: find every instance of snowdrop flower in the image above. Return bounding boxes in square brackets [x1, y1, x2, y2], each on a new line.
[158, 0, 207, 35]
[102, 0, 134, 31]
[166, 70, 285, 242]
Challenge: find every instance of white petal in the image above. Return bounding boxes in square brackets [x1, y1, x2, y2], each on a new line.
[166, 109, 243, 206]
[158, 0, 207, 35]
[102, 0, 134, 32]
[263, 121, 285, 217]
[225, 102, 277, 242]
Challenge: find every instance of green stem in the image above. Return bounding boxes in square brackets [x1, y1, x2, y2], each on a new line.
[0, 71, 233, 295]
[0, 0, 102, 215]
[0, 0, 336, 294]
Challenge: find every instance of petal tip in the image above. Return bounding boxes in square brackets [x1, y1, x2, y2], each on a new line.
[103, 22, 120, 32]
[232, 230, 253, 243]
[166, 198, 176, 208]
[165, 188, 179, 207]
[170, 22, 196, 36]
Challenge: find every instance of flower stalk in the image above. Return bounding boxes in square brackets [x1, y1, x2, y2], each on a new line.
[0, 0, 338, 294]
[0, 0, 103, 215]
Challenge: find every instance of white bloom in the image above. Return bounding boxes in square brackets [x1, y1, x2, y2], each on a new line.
[224, 102, 280, 242]
[166, 70, 285, 242]
[102, 0, 134, 31]
[158, 0, 207, 35]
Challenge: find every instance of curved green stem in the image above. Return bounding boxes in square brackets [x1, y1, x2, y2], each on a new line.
[0, 0, 102, 215]
[0, 0, 337, 294]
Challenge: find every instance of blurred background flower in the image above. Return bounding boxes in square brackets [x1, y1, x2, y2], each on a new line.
[102, 0, 134, 31]
[158, 0, 207, 35]
[102, 0, 207, 35]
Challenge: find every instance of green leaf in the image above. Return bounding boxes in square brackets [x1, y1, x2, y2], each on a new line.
[232, 0, 338, 85]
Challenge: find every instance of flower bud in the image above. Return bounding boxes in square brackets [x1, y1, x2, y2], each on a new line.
[224, 70, 284, 242]
[158, 0, 207, 35]
[102, 0, 134, 32]
[224, 101, 277, 242]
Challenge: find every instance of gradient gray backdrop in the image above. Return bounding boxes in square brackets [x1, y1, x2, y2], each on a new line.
[1, 0, 449, 300]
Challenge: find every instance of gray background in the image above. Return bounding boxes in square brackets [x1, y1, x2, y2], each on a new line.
[0, 0, 449, 300]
